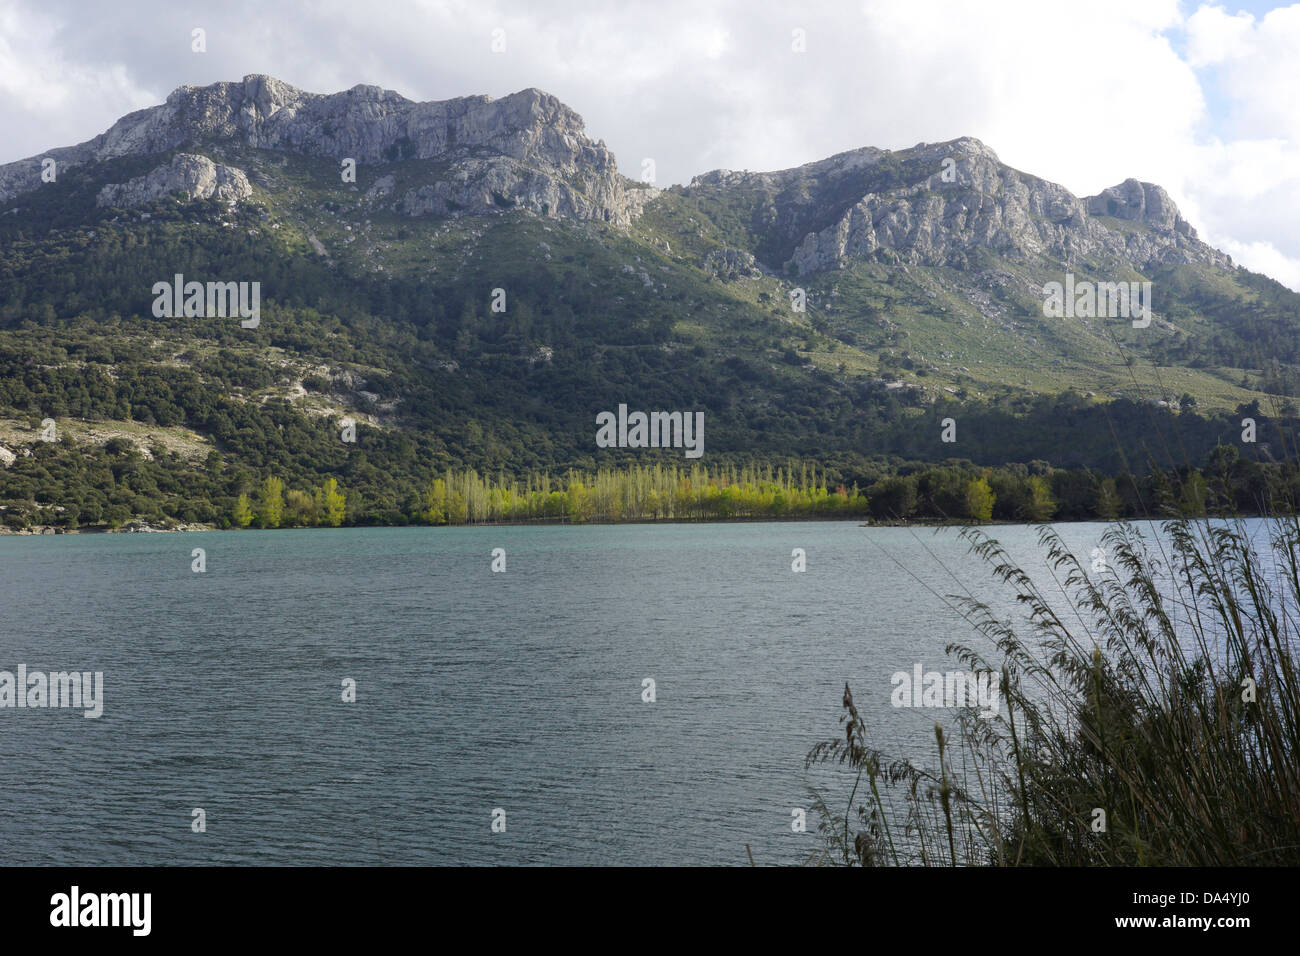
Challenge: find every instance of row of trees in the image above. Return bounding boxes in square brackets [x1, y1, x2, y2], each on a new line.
[865, 470, 1049, 522]
[232, 476, 347, 528]
[861, 444, 1288, 523]
[224, 452, 1273, 529]
[2, 424, 1292, 532]
[421, 463, 868, 524]
[227, 464, 1024, 528]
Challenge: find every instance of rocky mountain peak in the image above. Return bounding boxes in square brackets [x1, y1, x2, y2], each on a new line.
[0, 82, 1220, 264]
[0, 75, 651, 225]
[711, 135, 1227, 276]
[909, 135, 1001, 165]
[1085, 178, 1196, 237]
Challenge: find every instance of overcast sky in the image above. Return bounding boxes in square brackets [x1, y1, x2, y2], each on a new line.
[1, 0, 1298, 288]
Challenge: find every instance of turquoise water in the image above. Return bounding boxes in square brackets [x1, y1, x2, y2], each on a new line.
[0, 520, 1115, 865]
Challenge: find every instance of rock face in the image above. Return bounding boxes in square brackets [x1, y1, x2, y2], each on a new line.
[97, 152, 252, 207]
[394, 154, 645, 222]
[0, 74, 652, 225]
[364, 173, 396, 201]
[686, 137, 1227, 276]
[703, 247, 761, 280]
[1085, 178, 1196, 236]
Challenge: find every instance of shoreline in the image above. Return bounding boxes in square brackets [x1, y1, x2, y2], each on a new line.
[0, 514, 1260, 535]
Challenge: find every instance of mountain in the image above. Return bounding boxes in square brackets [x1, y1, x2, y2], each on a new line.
[0, 74, 651, 222]
[684, 137, 1223, 276]
[1, 75, 1298, 528]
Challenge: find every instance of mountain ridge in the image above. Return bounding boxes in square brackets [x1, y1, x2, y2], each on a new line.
[0, 75, 1229, 279]
[0, 74, 651, 225]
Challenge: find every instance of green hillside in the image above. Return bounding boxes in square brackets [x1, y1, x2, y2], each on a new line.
[3, 128, 1300, 530]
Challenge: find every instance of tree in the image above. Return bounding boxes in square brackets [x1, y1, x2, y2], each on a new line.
[1179, 470, 1208, 517]
[565, 479, 589, 522]
[425, 477, 448, 524]
[868, 475, 917, 520]
[285, 489, 315, 527]
[232, 493, 254, 528]
[1096, 478, 1121, 521]
[257, 475, 284, 528]
[1024, 475, 1056, 522]
[965, 477, 995, 523]
[316, 477, 346, 527]
[920, 468, 967, 520]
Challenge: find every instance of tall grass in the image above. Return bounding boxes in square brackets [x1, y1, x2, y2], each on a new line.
[806, 509, 1300, 865]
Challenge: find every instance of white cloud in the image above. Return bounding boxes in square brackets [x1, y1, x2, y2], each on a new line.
[1187, 4, 1300, 139]
[1213, 236, 1300, 289]
[0, 5, 155, 151]
[1185, 5, 1256, 65]
[1181, 5, 1300, 286]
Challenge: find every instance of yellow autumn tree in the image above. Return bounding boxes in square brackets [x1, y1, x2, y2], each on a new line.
[965, 477, 995, 523]
[257, 475, 284, 529]
[316, 478, 347, 527]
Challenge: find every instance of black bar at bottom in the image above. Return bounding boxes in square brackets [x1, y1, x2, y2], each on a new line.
[0, 865, 1275, 942]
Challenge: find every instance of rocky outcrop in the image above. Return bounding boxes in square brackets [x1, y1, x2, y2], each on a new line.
[703, 247, 761, 280]
[0, 74, 650, 225]
[364, 173, 396, 201]
[394, 154, 653, 222]
[97, 152, 252, 207]
[1084, 178, 1196, 236]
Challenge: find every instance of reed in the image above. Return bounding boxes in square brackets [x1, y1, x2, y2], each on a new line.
[807, 507, 1300, 865]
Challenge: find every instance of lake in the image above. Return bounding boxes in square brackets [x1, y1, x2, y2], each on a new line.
[0, 520, 1124, 865]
